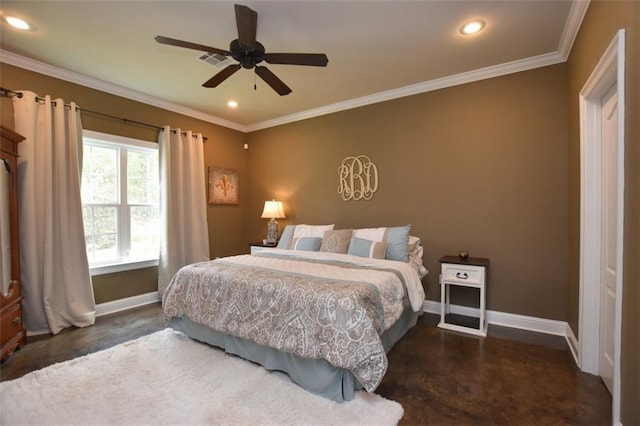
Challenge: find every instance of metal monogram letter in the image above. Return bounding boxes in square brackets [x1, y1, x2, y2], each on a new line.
[338, 155, 378, 201]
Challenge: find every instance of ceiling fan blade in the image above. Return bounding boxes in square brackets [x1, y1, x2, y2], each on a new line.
[155, 36, 230, 56]
[255, 66, 292, 96]
[202, 64, 242, 88]
[264, 53, 329, 67]
[235, 4, 257, 47]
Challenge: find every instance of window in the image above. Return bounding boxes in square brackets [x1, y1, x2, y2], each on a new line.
[81, 130, 159, 275]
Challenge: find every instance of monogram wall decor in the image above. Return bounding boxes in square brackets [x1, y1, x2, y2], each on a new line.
[337, 155, 379, 201]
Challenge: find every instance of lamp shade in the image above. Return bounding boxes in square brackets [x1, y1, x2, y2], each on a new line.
[261, 200, 285, 219]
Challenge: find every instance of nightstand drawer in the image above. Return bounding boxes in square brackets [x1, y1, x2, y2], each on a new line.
[441, 263, 484, 285]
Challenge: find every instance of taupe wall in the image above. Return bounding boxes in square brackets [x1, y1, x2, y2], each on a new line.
[2, 4, 638, 418]
[0, 63, 248, 303]
[567, 1, 639, 423]
[246, 64, 570, 321]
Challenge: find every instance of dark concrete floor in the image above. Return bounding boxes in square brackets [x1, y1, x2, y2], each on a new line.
[0, 303, 611, 425]
[380, 314, 612, 425]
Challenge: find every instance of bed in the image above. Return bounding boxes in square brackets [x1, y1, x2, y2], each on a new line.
[162, 226, 427, 401]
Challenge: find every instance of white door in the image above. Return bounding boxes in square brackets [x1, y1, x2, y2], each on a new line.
[599, 83, 618, 394]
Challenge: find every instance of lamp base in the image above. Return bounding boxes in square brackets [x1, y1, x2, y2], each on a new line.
[266, 218, 278, 244]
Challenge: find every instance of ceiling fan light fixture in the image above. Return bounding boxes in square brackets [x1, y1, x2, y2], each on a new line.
[227, 100, 238, 108]
[460, 20, 485, 35]
[155, 3, 327, 96]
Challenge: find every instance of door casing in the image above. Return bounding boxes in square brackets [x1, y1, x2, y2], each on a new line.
[578, 29, 625, 425]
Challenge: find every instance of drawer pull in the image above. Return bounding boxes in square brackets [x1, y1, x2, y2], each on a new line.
[456, 272, 468, 279]
[11, 316, 20, 326]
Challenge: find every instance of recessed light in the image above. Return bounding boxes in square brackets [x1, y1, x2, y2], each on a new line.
[5, 16, 31, 31]
[460, 20, 485, 35]
[227, 100, 238, 108]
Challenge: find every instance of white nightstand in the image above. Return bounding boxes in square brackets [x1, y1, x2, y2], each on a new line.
[438, 255, 490, 337]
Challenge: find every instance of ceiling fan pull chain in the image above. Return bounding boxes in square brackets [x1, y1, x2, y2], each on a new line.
[254, 70, 257, 91]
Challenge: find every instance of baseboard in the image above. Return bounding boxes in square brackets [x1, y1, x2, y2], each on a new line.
[95, 292, 161, 317]
[26, 328, 52, 337]
[565, 324, 579, 366]
[423, 301, 582, 367]
[25, 292, 160, 337]
[422, 300, 568, 337]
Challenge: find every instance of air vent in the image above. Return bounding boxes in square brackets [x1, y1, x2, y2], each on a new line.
[198, 53, 235, 68]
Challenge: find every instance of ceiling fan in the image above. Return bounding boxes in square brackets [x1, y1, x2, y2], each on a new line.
[155, 4, 328, 96]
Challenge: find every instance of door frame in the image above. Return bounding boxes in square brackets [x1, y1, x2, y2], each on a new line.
[579, 29, 625, 424]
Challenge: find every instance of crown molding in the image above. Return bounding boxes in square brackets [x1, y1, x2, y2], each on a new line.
[558, 0, 591, 60]
[246, 50, 565, 132]
[2, 5, 581, 135]
[0, 49, 248, 133]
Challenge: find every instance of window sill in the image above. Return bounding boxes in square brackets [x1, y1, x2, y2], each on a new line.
[90, 258, 159, 276]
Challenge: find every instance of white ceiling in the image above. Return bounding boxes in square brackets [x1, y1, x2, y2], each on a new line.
[0, 1, 586, 132]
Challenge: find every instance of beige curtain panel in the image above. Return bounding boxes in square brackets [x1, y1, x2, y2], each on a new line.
[158, 126, 210, 295]
[12, 91, 96, 334]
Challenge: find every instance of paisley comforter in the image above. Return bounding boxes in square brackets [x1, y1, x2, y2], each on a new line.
[162, 249, 425, 392]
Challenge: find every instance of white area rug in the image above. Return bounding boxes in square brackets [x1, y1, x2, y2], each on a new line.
[0, 328, 403, 425]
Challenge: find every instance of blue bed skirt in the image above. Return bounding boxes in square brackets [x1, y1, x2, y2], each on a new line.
[171, 308, 420, 401]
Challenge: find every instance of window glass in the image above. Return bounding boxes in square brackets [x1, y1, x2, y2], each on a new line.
[81, 131, 159, 273]
[130, 205, 159, 259]
[83, 205, 118, 263]
[127, 150, 158, 205]
[82, 145, 118, 204]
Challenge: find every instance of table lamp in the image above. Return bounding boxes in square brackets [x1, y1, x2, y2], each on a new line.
[261, 200, 285, 244]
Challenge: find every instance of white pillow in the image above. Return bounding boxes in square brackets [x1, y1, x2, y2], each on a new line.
[407, 236, 428, 278]
[292, 224, 335, 239]
[352, 227, 386, 242]
[408, 235, 421, 251]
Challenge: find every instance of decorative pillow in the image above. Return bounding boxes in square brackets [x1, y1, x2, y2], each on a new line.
[277, 225, 296, 249]
[319, 229, 353, 253]
[385, 225, 411, 262]
[352, 225, 412, 262]
[292, 224, 335, 239]
[291, 237, 322, 251]
[347, 237, 387, 259]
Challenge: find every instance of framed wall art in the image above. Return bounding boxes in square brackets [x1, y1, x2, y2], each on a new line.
[208, 166, 239, 205]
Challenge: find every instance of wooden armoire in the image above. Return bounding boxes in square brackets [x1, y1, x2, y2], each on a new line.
[0, 125, 26, 361]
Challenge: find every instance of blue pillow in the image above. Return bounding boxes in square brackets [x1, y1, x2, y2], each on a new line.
[385, 225, 412, 262]
[277, 225, 296, 249]
[291, 237, 322, 251]
[348, 237, 387, 259]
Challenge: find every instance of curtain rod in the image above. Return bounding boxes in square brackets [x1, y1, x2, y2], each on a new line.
[0, 87, 207, 142]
